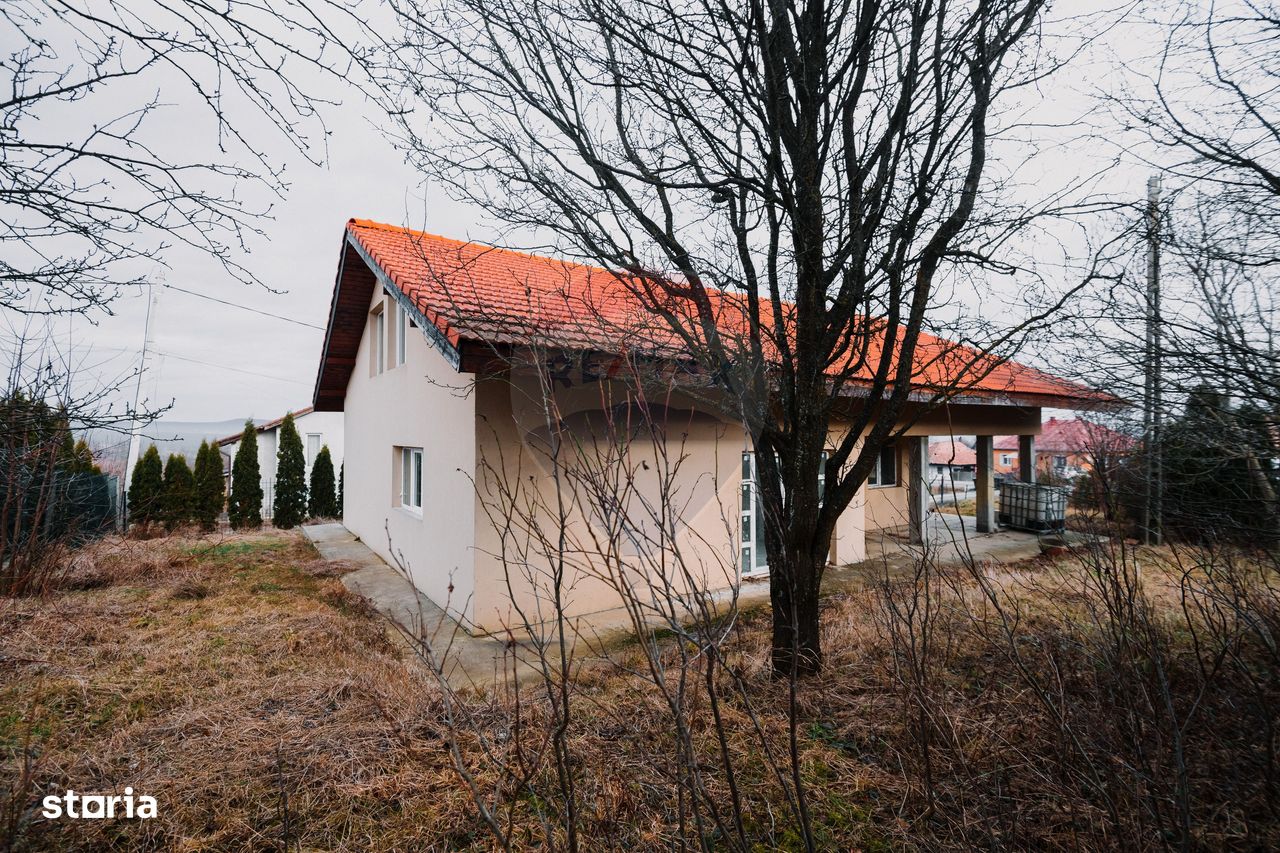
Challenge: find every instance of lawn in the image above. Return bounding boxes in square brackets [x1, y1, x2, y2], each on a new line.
[2, 530, 1277, 850]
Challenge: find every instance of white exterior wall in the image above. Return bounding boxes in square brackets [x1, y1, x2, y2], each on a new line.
[341, 286, 477, 626]
[295, 410, 345, 483]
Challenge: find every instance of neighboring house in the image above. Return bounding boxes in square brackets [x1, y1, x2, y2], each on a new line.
[312, 219, 1114, 633]
[217, 407, 345, 516]
[993, 417, 1134, 480]
[928, 437, 977, 489]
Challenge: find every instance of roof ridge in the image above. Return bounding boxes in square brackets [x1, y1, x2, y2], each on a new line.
[347, 218, 613, 278]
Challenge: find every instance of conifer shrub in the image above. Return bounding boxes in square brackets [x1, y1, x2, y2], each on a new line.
[161, 454, 195, 530]
[192, 440, 225, 531]
[272, 413, 307, 529]
[69, 439, 101, 475]
[128, 444, 164, 526]
[308, 445, 337, 519]
[227, 421, 263, 530]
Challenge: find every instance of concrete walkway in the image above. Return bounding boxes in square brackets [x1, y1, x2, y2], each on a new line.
[302, 523, 539, 689]
[303, 514, 1058, 686]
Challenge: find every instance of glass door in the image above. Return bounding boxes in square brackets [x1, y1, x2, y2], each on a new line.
[740, 453, 770, 577]
[740, 450, 827, 579]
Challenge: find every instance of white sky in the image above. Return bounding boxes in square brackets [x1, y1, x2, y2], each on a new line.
[3, 1, 1191, 425]
[17, 98, 483, 422]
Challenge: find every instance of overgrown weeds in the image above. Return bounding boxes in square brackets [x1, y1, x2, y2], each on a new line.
[1, 529, 1276, 850]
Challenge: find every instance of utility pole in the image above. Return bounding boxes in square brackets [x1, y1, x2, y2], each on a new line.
[123, 282, 161, 525]
[1141, 174, 1163, 546]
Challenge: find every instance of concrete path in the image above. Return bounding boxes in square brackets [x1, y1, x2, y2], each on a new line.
[302, 523, 539, 689]
[303, 513, 1060, 686]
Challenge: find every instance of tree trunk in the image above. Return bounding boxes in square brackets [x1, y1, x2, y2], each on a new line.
[769, 550, 825, 676]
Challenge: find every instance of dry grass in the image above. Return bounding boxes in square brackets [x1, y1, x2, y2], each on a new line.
[0, 530, 484, 851]
[2, 531, 1276, 851]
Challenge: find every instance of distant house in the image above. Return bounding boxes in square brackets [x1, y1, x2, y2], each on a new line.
[994, 417, 1134, 480]
[217, 407, 344, 515]
[928, 437, 977, 488]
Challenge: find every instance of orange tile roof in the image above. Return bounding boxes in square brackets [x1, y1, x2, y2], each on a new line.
[327, 219, 1116, 407]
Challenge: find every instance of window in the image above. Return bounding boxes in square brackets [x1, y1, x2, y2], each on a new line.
[306, 434, 320, 471]
[867, 443, 897, 487]
[395, 303, 407, 366]
[1000, 453, 1013, 466]
[399, 446, 423, 511]
[371, 305, 386, 375]
[1053, 455, 1068, 469]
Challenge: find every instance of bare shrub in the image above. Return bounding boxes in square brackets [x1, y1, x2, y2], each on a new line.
[862, 528, 1280, 849]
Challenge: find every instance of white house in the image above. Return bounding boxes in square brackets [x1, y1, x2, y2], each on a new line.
[309, 219, 1115, 635]
[217, 406, 344, 516]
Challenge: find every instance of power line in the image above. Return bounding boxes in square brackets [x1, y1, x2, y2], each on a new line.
[153, 350, 311, 386]
[162, 283, 326, 331]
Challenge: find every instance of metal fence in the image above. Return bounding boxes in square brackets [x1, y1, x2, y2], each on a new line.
[2, 462, 120, 552]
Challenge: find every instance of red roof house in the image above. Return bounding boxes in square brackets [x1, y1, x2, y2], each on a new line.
[994, 417, 1135, 477]
[314, 219, 1119, 632]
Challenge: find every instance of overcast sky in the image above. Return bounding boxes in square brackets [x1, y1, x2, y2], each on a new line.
[47, 106, 484, 423]
[4, 0, 1178, 429]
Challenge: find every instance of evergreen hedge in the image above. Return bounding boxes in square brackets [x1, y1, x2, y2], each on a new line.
[162, 454, 195, 530]
[193, 440, 225, 531]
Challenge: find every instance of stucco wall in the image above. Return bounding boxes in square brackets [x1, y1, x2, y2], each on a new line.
[341, 285, 477, 626]
[296, 410, 345, 484]
[469, 373, 751, 632]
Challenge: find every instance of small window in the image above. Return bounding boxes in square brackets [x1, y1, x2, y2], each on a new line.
[1000, 453, 1013, 466]
[399, 446, 423, 511]
[306, 434, 320, 470]
[372, 306, 386, 375]
[868, 443, 897, 487]
[395, 303, 407, 366]
[1053, 455, 1067, 469]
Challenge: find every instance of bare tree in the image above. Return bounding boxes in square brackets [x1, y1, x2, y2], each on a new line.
[1, 0, 360, 315]
[361, 0, 1112, 675]
[1124, 0, 1280, 250]
[1103, 0, 1279, 409]
[388, 346, 836, 849]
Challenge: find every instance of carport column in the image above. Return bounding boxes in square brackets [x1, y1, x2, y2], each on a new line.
[906, 435, 930, 545]
[975, 435, 997, 533]
[1018, 434, 1037, 484]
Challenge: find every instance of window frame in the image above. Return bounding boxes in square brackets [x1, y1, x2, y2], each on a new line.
[395, 303, 407, 366]
[399, 446, 423, 513]
[740, 450, 827, 577]
[372, 304, 386, 375]
[867, 443, 898, 488]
